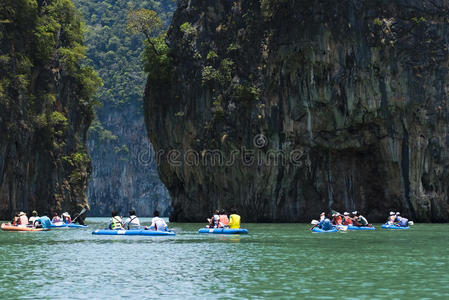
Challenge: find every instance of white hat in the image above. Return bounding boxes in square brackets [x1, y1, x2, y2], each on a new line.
[332, 213, 336, 217]
[336, 212, 341, 216]
[344, 212, 349, 216]
[396, 212, 400, 215]
[320, 212, 325, 215]
[19, 212, 26, 216]
[352, 211, 358, 215]
[62, 212, 69, 217]
[390, 211, 395, 215]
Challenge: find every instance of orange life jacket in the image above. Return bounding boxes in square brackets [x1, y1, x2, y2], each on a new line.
[218, 215, 229, 227]
[335, 216, 343, 225]
[343, 216, 353, 225]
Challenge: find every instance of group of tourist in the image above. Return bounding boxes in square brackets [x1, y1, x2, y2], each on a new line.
[11, 210, 45, 228]
[329, 211, 370, 226]
[108, 209, 168, 231]
[8, 210, 83, 228]
[51, 212, 72, 224]
[314, 211, 371, 230]
[207, 208, 241, 229]
[314, 210, 411, 230]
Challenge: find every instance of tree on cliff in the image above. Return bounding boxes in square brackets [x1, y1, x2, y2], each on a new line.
[127, 9, 162, 52]
[127, 8, 172, 82]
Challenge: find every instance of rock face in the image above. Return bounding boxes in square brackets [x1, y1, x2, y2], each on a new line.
[87, 101, 171, 217]
[145, 0, 449, 222]
[73, 0, 174, 217]
[0, 0, 100, 219]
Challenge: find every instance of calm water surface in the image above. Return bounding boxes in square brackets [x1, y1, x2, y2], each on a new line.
[0, 218, 448, 299]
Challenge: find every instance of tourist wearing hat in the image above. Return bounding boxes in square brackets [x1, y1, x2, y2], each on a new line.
[62, 212, 72, 224]
[386, 211, 396, 225]
[29, 210, 39, 226]
[331, 212, 343, 225]
[352, 211, 370, 227]
[18, 212, 28, 226]
[342, 212, 353, 225]
[312, 212, 333, 231]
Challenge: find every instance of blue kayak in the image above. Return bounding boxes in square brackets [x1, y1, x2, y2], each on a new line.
[381, 224, 410, 230]
[51, 223, 88, 229]
[198, 228, 248, 234]
[312, 227, 338, 233]
[92, 229, 175, 236]
[347, 225, 375, 230]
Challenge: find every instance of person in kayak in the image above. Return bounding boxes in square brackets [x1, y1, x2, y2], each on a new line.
[218, 209, 229, 228]
[314, 213, 333, 231]
[319, 212, 325, 221]
[124, 209, 141, 229]
[52, 212, 61, 223]
[29, 211, 39, 226]
[229, 209, 241, 229]
[109, 210, 124, 230]
[11, 212, 20, 226]
[148, 210, 168, 231]
[62, 212, 72, 224]
[332, 213, 343, 225]
[207, 210, 220, 228]
[342, 212, 353, 225]
[395, 213, 409, 227]
[18, 212, 28, 226]
[352, 211, 369, 227]
[386, 211, 396, 225]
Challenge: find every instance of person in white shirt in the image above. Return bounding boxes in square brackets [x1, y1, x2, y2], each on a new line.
[148, 210, 167, 231]
[124, 209, 141, 229]
[29, 210, 39, 226]
[18, 212, 29, 226]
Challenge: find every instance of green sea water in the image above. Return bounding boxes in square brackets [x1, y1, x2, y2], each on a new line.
[0, 218, 448, 299]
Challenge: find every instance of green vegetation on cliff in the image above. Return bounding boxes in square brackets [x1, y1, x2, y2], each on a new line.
[73, 0, 174, 107]
[0, 0, 101, 218]
[145, 0, 449, 222]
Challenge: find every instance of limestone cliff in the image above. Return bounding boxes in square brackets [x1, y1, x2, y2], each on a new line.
[0, 0, 100, 219]
[73, 0, 174, 217]
[87, 101, 171, 217]
[145, 0, 449, 222]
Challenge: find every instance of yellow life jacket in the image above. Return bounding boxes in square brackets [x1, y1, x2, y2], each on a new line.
[229, 214, 241, 229]
[111, 216, 123, 230]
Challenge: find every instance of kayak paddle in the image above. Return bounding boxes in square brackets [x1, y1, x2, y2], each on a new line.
[72, 208, 87, 223]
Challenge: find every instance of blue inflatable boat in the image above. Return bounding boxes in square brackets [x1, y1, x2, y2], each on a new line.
[347, 225, 375, 230]
[198, 228, 248, 234]
[312, 227, 338, 233]
[51, 223, 88, 229]
[381, 224, 410, 230]
[92, 229, 175, 236]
